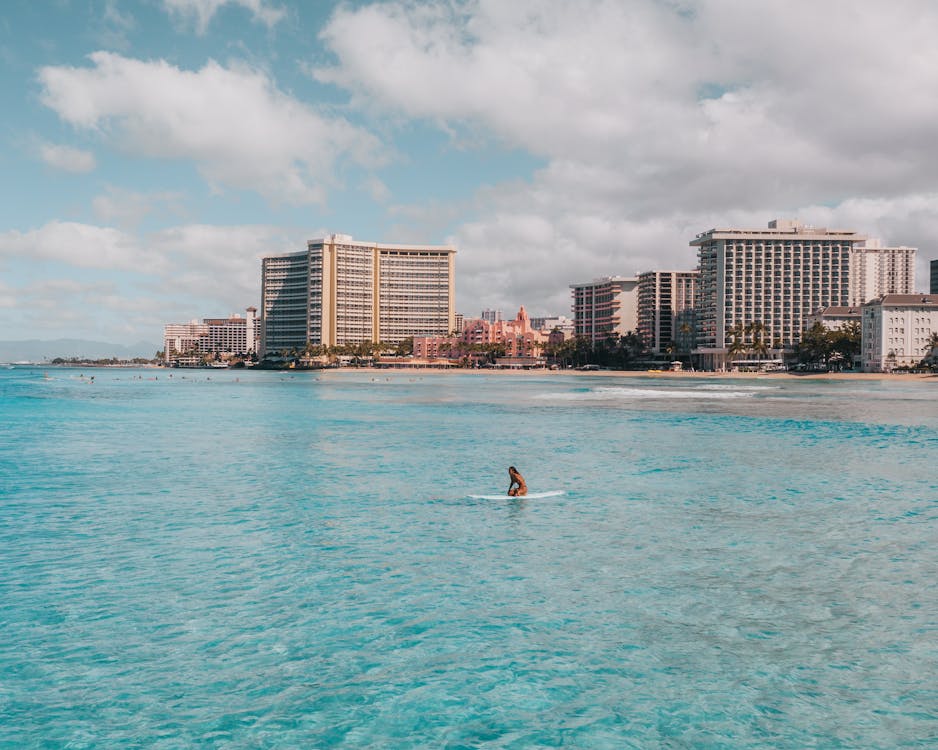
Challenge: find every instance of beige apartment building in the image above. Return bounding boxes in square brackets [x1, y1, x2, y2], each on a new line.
[637, 270, 698, 354]
[570, 276, 639, 345]
[261, 234, 455, 354]
[848, 240, 916, 305]
[691, 220, 866, 370]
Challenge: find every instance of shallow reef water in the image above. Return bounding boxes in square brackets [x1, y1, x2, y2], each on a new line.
[2, 367, 936, 748]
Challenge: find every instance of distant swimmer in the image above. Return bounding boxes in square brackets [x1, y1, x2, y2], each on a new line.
[507, 466, 527, 497]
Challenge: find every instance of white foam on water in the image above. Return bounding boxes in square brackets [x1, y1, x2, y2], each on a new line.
[537, 386, 758, 401]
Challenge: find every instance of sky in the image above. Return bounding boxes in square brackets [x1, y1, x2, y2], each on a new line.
[2, 0, 937, 348]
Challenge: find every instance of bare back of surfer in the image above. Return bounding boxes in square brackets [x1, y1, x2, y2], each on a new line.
[507, 466, 527, 497]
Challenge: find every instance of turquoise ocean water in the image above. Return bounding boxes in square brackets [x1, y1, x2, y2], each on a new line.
[1, 367, 936, 748]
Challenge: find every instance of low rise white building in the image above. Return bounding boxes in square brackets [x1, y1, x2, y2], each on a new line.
[862, 294, 938, 372]
[807, 306, 862, 331]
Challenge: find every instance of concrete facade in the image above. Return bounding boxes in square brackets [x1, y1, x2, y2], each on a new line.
[691, 220, 865, 370]
[862, 294, 938, 371]
[848, 240, 916, 305]
[163, 308, 257, 364]
[637, 270, 698, 353]
[261, 234, 455, 354]
[570, 276, 639, 345]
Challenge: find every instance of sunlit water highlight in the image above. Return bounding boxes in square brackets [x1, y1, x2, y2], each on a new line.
[1, 367, 936, 748]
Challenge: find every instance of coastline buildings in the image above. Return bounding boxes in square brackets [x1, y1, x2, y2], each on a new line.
[163, 308, 258, 365]
[414, 306, 547, 361]
[848, 240, 916, 305]
[570, 276, 639, 345]
[690, 220, 866, 370]
[636, 270, 698, 354]
[261, 234, 455, 355]
[861, 294, 938, 371]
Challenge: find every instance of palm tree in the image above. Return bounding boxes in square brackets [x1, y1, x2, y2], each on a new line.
[727, 323, 748, 367]
[747, 321, 769, 360]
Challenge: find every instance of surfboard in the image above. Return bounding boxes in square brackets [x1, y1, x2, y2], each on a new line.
[467, 490, 565, 500]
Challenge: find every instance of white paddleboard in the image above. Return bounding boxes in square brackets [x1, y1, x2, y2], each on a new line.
[467, 490, 565, 500]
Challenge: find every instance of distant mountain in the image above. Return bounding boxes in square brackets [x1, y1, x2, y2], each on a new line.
[0, 339, 158, 363]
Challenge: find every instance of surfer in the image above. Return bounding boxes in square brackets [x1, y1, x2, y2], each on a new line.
[507, 466, 527, 497]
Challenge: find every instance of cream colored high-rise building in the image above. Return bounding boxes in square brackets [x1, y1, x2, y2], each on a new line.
[848, 240, 916, 305]
[570, 276, 639, 344]
[691, 220, 866, 370]
[261, 234, 455, 354]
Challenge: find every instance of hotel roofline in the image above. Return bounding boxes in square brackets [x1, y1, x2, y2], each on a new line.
[262, 234, 455, 260]
[690, 219, 866, 245]
[862, 294, 938, 306]
[569, 275, 638, 288]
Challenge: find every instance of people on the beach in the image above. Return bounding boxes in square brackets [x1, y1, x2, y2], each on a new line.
[507, 466, 527, 497]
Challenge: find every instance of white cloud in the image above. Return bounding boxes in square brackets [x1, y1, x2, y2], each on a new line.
[38, 52, 385, 205]
[92, 187, 186, 228]
[39, 143, 97, 173]
[316, 0, 938, 312]
[0, 221, 156, 273]
[0, 220, 308, 343]
[162, 0, 286, 34]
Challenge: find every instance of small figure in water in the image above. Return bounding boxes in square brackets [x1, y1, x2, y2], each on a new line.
[507, 466, 527, 497]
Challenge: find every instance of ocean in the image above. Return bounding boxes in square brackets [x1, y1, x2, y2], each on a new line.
[1, 367, 936, 748]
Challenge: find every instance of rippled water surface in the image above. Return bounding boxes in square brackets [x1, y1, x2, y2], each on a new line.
[2, 367, 937, 748]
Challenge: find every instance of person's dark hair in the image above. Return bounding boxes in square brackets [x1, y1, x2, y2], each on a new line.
[509, 466, 517, 472]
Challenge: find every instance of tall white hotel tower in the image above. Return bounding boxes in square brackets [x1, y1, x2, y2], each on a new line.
[691, 220, 866, 371]
[261, 234, 455, 355]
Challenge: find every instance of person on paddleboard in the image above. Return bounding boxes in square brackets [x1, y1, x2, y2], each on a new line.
[507, 466, 527, 497]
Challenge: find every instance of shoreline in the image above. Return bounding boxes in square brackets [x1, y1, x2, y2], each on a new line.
[329, 366, 936, 382]
[25, 362, 936, 381]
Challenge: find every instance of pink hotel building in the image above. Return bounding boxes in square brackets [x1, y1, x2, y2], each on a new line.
[414, 306, 547, 359]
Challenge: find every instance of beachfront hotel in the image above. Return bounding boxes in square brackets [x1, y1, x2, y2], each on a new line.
[636, 270, 698, 354]
[570, 276, 639, 345]
[261, 234, 455, 354]
[691, 220, 866, 370]
[163, 308, 258, 365]
[848, 240, 916, 306]
[862, 294, 938, 371]
[413, 306, 548, 361]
